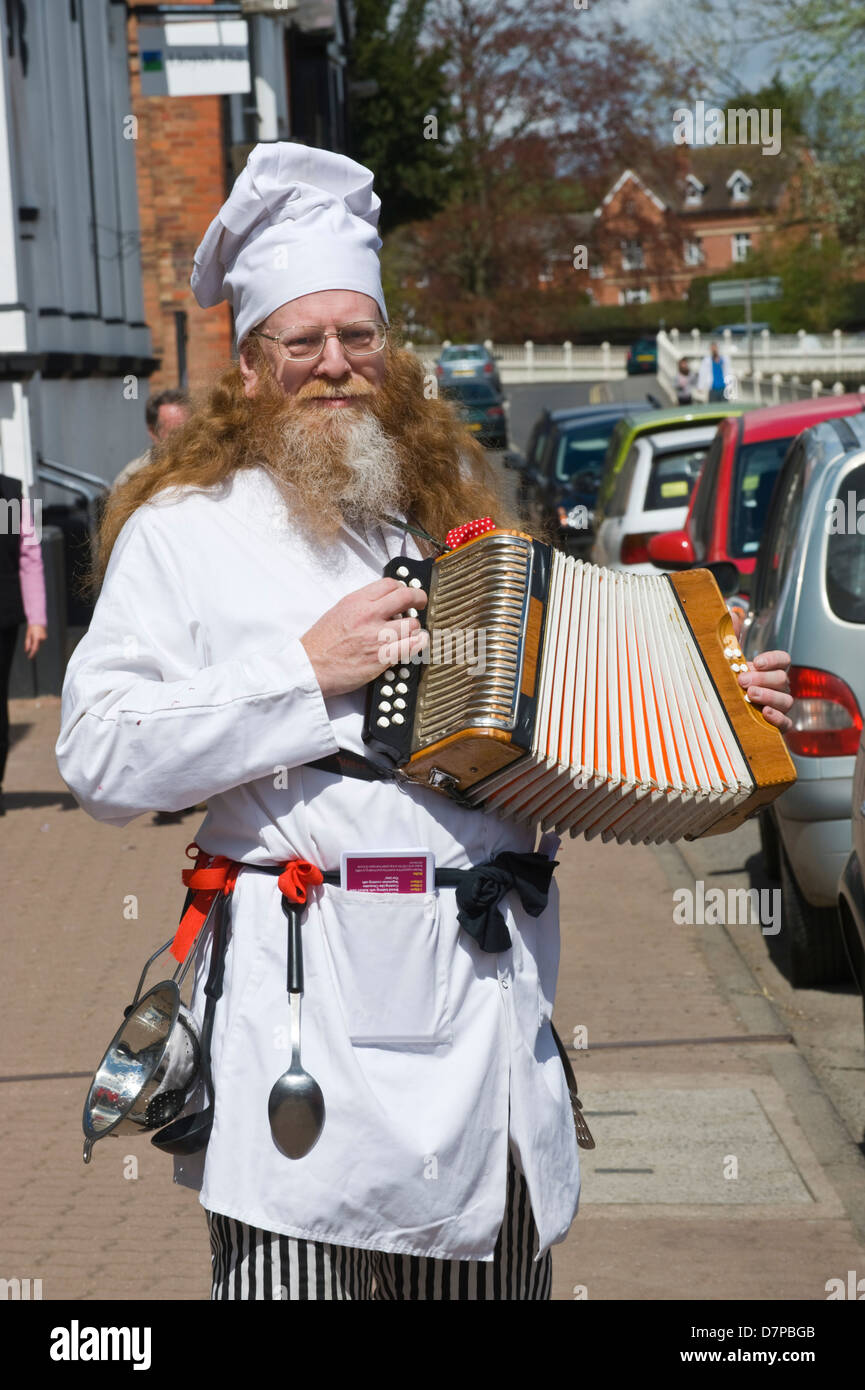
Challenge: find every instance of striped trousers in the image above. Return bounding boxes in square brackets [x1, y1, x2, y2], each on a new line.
[206, 1153, 553, 1300]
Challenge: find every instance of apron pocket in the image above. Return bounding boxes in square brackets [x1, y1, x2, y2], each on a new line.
[317, 885, 453, 1050]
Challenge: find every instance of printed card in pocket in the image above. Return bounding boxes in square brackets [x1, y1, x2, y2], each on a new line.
[340, 850, 434, 894]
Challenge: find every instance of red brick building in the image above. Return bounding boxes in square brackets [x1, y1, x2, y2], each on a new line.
[561, 146, 832, 307]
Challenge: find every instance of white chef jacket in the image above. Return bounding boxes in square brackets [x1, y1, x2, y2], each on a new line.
[56, 465, 580, 1260]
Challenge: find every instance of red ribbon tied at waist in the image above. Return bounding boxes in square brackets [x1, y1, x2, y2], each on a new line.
[170, 843, 324, 963]
[277, 859, 324, 905]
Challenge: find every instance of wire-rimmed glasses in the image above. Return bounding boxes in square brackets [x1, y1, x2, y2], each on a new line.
[250, 319, 388, 362]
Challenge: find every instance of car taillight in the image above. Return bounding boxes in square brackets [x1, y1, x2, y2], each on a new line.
[483, 361, 493, 373]
[786, 666, 862, 757]
[620, 533, 657, 565]
[435, 364, 443, 376]
[486, 406, 504, 417]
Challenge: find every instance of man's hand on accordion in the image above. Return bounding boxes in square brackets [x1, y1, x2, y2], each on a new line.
[730, 613, 793, 734]
[300, 577, 429, 699]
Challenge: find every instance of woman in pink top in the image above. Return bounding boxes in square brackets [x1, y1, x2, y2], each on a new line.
[0, 475, 47, 814]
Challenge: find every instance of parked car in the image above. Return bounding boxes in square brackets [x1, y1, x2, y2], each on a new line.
[743, 410, 865, 986]
[625, 338, 658, 375]
[510, 402, 656, 550]
[592, 424, 717, 573]
[435, 343, 502, 392]
[647, 395, 865, 606]
[442, 381, 507, 449]
[595, 402, 749, 524]
[837, 733, 865, 1041]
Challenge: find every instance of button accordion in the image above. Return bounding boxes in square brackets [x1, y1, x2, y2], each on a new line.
[362, 528, 796, 843]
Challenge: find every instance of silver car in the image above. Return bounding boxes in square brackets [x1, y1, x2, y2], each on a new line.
[435, 343, 502, 393]
[743, 411, 865, 987]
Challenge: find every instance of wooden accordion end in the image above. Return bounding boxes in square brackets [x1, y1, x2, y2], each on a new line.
[362, 528, 796, 844]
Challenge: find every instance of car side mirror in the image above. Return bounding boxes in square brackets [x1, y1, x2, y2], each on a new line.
[503, 451, 527, 471]
[703, 560, 741, 598]
[647, 529, 696, 570]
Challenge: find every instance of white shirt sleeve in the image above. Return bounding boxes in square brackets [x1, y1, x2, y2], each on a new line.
[55, 505, 339, 826]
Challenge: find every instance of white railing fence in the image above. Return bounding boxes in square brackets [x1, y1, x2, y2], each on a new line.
[657, 328, 865, 407]
[407, 339, 627, 383]
[408, 332, 865, 398]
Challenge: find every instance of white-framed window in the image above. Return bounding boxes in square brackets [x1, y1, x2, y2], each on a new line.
[684, 174, 705, 206]
[732, 232, 752, 262]
[589, 261, 605, 278]
[620, 287, 650, 305]
[727, 170, 753, 203]
[621, 239, 644, 270]
[811, 230, 823, 248]
[683, 237, 704, 266]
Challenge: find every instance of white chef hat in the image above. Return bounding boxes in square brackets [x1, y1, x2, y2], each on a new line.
[190, 142, 387, 347]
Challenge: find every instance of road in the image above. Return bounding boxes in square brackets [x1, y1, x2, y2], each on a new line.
[504, 374, 660, 455]
[2, 374, 865, 1305]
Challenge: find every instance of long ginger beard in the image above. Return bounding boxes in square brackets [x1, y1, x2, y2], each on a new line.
[247, 368, 408, 542]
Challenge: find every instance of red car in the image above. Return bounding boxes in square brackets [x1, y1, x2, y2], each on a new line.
[648, 395, 865, 593]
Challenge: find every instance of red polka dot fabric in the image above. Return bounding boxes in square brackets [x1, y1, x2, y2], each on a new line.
[445, 517, 497, 549]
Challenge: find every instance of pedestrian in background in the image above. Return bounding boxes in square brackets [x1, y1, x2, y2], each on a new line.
[0, 474, 46, 815]
[675, 357, 695, 405]
[112, 389, 191, 491]
[697, 342, 732, 402]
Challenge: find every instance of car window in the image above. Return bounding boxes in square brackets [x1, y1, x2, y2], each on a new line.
[729, 435, 795, 558]
[598, 421, 630, 511]
[826, 462, 865, 623]
[690, 431, 724, 561]
[606, 443, 641, 518]
[642, 446, 708, 512]
[554, 424, 620, 482]
[440, 345, 485, 361]
[754, 440, 806, 614]
[527, 423, 550, 471]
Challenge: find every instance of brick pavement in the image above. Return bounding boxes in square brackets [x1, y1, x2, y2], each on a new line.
[2, 697, 864, 1302]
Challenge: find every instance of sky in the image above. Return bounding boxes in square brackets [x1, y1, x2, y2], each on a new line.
[591, 0, 788, 94]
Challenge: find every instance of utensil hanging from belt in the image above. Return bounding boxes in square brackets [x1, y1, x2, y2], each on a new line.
[267, 862, 326, 1159]
[151, 887, 229, 1156]
[81, 891, 223, 1164]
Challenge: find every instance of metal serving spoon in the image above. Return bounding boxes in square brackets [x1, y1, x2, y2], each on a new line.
[268, 899, 325, 1159]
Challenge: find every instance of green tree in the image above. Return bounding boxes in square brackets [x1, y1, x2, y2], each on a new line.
[347, 0, 453, 234]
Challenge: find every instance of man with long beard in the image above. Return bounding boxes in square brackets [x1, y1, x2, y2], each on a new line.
[56, 144, 793, 1301]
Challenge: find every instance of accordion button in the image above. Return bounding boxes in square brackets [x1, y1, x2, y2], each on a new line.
[392, 713, 405, 725]
[396, 566, 410, 578]
[408, 577, 422, 588]
[398, 667, 411, 679]
[385, 668, 396, 680]
[377, 716, 391, 727]
[407, 607, 418, 618]
[394, 698, 406, 710]
[395, 682, 408, 694]
[380, 684, 394, 696]
[379, 701, 392, 712]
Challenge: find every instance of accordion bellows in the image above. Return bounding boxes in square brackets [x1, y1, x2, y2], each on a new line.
[363, 530, 796, 844]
